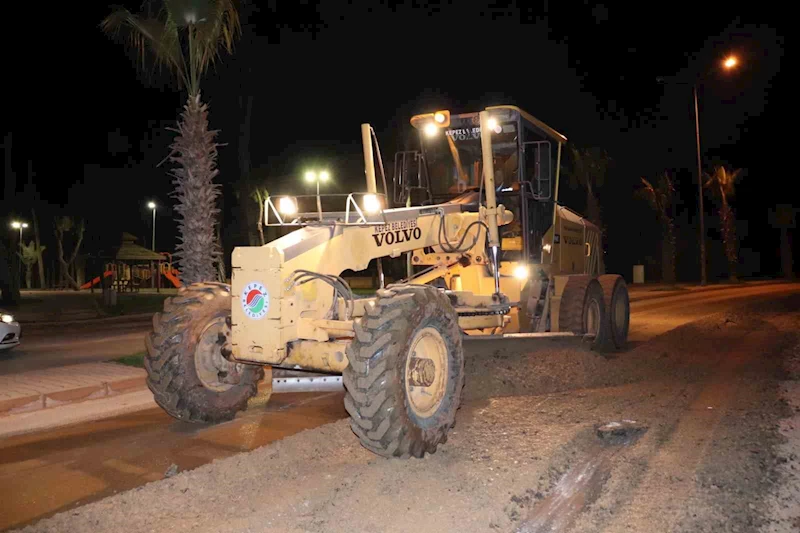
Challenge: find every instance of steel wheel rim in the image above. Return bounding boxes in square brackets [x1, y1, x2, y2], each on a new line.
[194, 317, 243, 392]
[405, 326, 449, 418]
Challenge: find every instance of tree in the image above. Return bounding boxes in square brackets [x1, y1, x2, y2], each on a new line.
[234, 174, 268, 246]
[54, 217, 85, 290]
[17, 240, 45, 290]
[769, 204, 797, 279]
[31, 208, 47, 288]
[704, 166, 742, 281]
[639, 172, 677, 284]
[0, 241, 20, 305]
[567, 146, 610, 231]
[102, 1, 241, 285]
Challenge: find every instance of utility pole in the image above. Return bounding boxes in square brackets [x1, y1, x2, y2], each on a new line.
[693, 84, 707, 285]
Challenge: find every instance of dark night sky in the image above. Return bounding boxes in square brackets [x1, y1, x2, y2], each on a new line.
[3, 2, 791, 281]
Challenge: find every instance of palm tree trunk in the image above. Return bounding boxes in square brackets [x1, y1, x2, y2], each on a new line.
[780, 228, 793, 279]
[661, 218, 676, 284]
[170, 93, 222, 285]
[719, 192, 738, 282]
[32, 209, 46, 288]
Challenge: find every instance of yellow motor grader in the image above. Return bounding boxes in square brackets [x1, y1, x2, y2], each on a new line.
[145, 105, 629, 458]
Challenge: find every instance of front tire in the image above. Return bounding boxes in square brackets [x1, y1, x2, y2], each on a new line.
[343, 284, 464, 458]
[145, 282, 264, 423]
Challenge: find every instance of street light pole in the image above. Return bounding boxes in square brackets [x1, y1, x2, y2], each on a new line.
[147, 202, 157, 251]
[693, 83, 707, 285]
[305, 170, 330, 220]
[658, 54, 738, 286]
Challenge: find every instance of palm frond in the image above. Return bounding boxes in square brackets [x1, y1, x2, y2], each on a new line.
[193, 0, 241, 72]
[101, 7, 188, 88]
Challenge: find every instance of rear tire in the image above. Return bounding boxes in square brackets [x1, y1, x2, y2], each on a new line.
[598, 274, 630, 350]
[343, 284, 464, 458]
[145, 282, 264, 424]
[559, 275, 611, 351]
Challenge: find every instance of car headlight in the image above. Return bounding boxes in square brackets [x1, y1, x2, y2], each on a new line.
[1, 314, 15, 324]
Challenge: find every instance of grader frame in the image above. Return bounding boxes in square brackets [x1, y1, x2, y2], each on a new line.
[145, 106, 630, 459]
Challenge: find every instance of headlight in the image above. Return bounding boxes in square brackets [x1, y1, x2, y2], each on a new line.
[278, 197, 298, 216]
[423, 123, 439, 137]
[513, 265, 529, 280]
[363, 194, 382, 215]
[1, 314, 14, 324]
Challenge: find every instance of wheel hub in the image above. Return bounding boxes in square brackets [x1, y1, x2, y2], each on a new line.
[194, 317, 245, 392]
[405, 327, 448, 418]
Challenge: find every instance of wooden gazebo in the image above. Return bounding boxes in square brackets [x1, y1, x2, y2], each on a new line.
[108, 232, 165, 292]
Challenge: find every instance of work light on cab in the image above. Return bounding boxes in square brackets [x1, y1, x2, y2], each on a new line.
[363, 193, 382, 214]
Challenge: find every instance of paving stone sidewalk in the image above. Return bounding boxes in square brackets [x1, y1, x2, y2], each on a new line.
[0, 363, 146, 416]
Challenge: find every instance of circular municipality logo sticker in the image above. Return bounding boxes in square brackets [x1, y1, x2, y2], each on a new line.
[241, 282, 269, 320]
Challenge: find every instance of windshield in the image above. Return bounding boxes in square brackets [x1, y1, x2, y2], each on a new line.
[421, 114, 519, 198]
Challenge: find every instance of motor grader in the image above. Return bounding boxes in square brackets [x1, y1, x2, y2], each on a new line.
[145, 105, 630, 459]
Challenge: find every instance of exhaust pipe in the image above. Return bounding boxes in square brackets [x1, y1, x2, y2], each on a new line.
[361, 123, 378, 194]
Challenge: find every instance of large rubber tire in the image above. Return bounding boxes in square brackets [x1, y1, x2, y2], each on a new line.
[145, 282, 264, 423]
[559, 276, 612, 351]
[343, 284, 464, 458]
[598, 274, 630, 350]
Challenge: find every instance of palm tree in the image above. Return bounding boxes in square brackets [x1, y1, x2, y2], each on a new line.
[704, 166, 742, 281]
[639, 172, 676, 284]
[769, 204, 797, 279]
[102, 1, 241, 284]
[568, 146, 610, 231]
[17, 240, 45, 290]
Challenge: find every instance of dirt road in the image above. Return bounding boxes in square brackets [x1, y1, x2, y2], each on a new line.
[4, 282, 800, 532]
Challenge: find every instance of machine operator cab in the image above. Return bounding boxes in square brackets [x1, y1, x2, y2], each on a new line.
[394, 105, 568, 271]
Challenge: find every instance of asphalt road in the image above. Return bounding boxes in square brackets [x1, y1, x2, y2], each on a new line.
[2, 281, 799, 531]
[0, 316, 151, 375]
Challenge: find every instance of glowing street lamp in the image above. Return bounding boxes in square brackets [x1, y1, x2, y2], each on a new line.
[723, 55, 738, 70]
[304, 169, 331, 219]
[147, 201, 157, 251]
[10, 221, 28, 244]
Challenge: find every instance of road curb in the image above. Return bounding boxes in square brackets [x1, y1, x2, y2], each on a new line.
[0, 364, 148, 418]
[21, 312, 155, 329]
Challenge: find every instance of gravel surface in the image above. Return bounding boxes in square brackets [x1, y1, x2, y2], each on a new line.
[13, 295, 800, 533]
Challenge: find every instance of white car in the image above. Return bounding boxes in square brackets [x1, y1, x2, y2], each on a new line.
[1, 311, 20, 351]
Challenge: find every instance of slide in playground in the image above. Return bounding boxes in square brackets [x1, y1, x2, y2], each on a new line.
[80, 271, 114, 290]
[162, 268, 182, 288]
[79, 268, 182, 289]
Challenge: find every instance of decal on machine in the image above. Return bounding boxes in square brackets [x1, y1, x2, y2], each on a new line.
[372, 219, 422, 246]
[241, 281, 270, 320]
